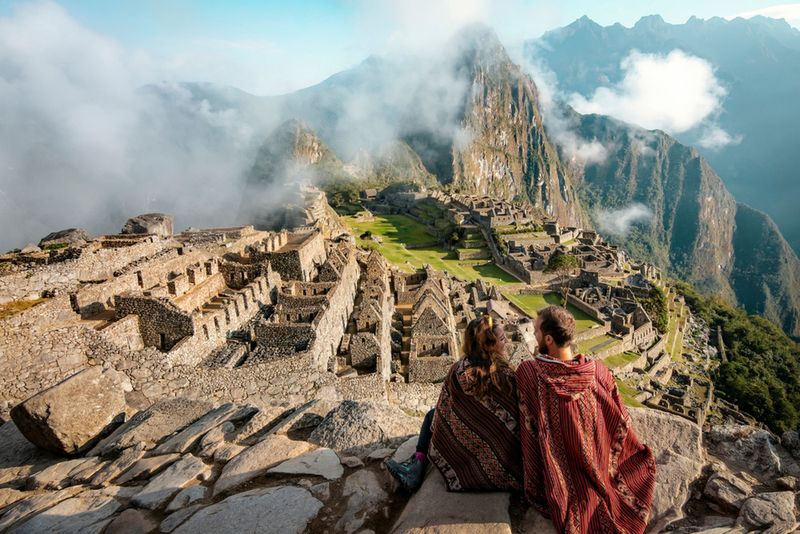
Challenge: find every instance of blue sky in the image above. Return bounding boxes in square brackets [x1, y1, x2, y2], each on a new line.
[1, 0, 798, 94]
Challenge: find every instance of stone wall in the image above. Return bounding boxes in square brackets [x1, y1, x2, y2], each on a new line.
[0, 296, 139, 419]
[0, 237, 170, 300]
[263, 231, 326, 282]
[387, 382, 442, 414]
[115, 295, 194, 351]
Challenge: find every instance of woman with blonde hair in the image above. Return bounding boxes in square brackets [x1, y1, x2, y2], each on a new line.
[385, 314, 522, 492]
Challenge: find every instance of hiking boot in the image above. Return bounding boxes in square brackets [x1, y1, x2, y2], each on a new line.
[385, 455, 426, 492]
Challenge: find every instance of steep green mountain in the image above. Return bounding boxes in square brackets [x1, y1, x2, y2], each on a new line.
[527, 15, 800, 253]
[573, 113, 800, 337]
[270, 26, 585, 226]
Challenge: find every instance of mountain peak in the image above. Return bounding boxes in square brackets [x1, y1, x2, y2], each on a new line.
[634, 14, 666, 30]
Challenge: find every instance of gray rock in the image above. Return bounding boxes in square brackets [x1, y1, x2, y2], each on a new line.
[67, 457, 106, 484]
[90, 398, 213, 456]
[0, 421, 59, 487]
[173, 486, 322, 534]
[11, 366, 131, 455]
[26, 458, 89, 490]
[367, 447, 395, 460]
[0, 487, 26, 511]
[520, 507, 558, 534]
[115, 454, 180, 484]
[122, 213, 173, 237]
[153, 403, 255, 455]
[782, 430, 800, 461]
[166, 484, 208, 512]
[213, 443, 245, 463]
[105, 508, 160, 534]
[131, 455, 209, 510]
[309, 400, 419, 455]
[337, 470, 389, 533]
[704, 471, 752, 512]
[0, 486, 85, 531]
[708, 425, 800, 480]
[736, 491, 797, 532]
[229, 405, 288, 445]
[268, 448, 344, 480]
[11, 490, 121, 534]
[341, 456, 365, 468]
[197, 421, 235, 459]
[20, 243, 40, 254]
[628, 408, 704, 533]
[89, 443, 146, 486]
[390, 468, 511, 534]
[159, 504, 203, 533]
[391, 436, 418, 463]
[38, 228, 91, 248]
[310, 481, 331, 501]
[213, 434, 314, 496]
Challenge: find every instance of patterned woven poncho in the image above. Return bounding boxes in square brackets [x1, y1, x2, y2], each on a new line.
[428, 358, 523, 492]
[516, 355, 656, 534]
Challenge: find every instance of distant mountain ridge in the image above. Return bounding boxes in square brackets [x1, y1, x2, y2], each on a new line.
[528, 14, 800, 254]
[573, 113, 800, 336]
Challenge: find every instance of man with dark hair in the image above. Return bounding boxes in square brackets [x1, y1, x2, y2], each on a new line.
[516, 305, 656, 534]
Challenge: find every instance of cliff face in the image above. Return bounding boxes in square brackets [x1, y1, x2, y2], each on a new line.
[573, 113, 800, 337]
[448, 29, 583, 226]
[730, 205, 800, 337]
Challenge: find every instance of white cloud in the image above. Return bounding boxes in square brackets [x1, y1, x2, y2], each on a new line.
[0, 2, 265, 251]
[516, 49, 609, 165]
[729, 3, 800, 29]
[569, 49, 728, 134]
[595, 203, 653, 236]
[697, 125, 744, 150]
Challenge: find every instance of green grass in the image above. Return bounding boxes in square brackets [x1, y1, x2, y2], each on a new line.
[342, 214, 518, 286]
[604, 351, 641, 369]
[503, 292, 603, 334]
[577, 333, 621, 355]
[616, 378, 645, 408]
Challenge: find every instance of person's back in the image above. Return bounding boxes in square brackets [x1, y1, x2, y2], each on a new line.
[516, 306, 655, 534]
[386, 314, 522, 492]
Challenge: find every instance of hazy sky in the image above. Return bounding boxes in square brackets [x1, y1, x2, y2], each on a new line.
[2, 0, 796, 95]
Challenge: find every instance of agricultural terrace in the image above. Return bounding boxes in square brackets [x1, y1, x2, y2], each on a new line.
[342, 213, 518, 286]
[502, 292, 604, 334]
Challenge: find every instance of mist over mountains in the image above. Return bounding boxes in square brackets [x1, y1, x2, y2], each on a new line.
[527, 14, 800, 253]
[1, 4, 799, 337]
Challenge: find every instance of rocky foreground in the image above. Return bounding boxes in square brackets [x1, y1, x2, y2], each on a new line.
[0, 368, 799, 533]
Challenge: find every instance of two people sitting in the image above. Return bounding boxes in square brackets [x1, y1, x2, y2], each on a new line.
[385, 306, 656, 534]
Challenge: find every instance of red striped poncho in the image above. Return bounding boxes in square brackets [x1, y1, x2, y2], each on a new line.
[428, 358, 523, 492]
[516, 355, 656, 534]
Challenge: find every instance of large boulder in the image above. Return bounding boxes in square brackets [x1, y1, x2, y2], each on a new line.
[174, 486, 322, 534]
[121, 213, 173, 237]
[38, 228, 91, 248]
[10, 367, 132, 455]
[707, 425, 800, 480]
[628, 408, 704, 532]
[390, 468, 512, 534]
[308, 400, 420, 455]
[88, 397, 213, 456]
[736, 491, 797, 532]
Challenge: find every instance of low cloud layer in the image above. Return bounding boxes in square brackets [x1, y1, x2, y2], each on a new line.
[516, 49, 609, 165]
[0, 3, 265, 250]
[595, 203, 653, 237]
[569, 50, 731, 138]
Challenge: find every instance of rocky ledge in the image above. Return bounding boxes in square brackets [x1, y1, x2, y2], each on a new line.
[0, 373, 798, 533]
